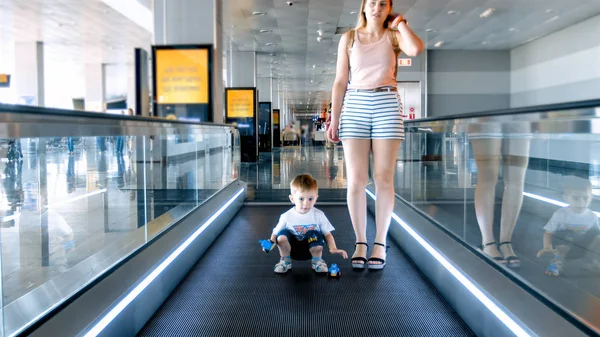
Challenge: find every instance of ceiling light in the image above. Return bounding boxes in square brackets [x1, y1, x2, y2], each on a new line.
[426, 29, 437, 33]
[508, 27, 518, 32]
[350, 11, 358, 14]
[252, 11, 266, 16]
[544, 16, 559, 24]
[259, 29, 272, 33]
[312, 65, 316, 68]
[447, 10, 460, 15]
[481, 41, 489, 45]
[317, 30, 323, 36]
[266, 43, 276, 46]
[434, 41, 444, 48]
[545, 9, 555, 13]
[317, 37, 323, 42]
[480, 8, 495, 18]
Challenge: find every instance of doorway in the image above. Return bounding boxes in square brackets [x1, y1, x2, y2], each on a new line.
[397, 82, 421, 120]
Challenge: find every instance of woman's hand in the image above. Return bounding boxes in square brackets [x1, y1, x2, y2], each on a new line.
[390, 14, 406, 30]
[326, 121, 340, 143]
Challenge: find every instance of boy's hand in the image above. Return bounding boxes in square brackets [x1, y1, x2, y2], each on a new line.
[536, 247, 556, 257]
[259, 239, 276, 253]
[329, 248, 348, 259]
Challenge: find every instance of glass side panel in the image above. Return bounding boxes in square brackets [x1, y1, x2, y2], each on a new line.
[397, 126, 600, 333]
[0, 124, 238, 336]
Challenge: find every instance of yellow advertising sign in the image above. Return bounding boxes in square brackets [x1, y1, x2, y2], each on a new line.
[273, 111, 279, 124]
[0, 74, 8, 83]
[155, 49, 209, 104]
[227, 89, 255, 118]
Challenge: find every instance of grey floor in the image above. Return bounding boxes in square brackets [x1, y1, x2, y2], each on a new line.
[139, 205, 473, 337]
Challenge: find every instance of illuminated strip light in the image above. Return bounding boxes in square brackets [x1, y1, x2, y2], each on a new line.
[45, 189, 108, 208]
[83, 188, 245, 337]
[523, 192, 600, 217]
[366, 189, 530, 337]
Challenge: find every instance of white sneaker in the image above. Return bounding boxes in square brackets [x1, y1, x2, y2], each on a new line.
[311, 259, 328, 273]
[274, 259, 292, 274]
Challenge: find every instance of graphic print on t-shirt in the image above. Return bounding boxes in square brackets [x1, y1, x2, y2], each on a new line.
[292, 224, 317, 240]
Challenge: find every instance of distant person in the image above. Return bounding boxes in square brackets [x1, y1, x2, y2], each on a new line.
[327, 0, 423, 269]
[537, 177, 600, 276]
[259, 174, 347, 274]
[115, 111, 126, 154]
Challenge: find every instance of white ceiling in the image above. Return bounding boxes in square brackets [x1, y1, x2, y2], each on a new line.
[1, 0, 599, 113]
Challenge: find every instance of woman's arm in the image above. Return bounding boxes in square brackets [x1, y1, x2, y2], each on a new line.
[392, 16, 424, 57]
[330, 32, 350, 127]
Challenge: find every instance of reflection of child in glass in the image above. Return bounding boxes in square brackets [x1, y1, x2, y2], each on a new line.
[260, 174, 347, 274]
[537, 177, 600, 276]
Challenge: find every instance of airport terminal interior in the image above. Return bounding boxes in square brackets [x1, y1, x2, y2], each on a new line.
[1, 0, 600, 336]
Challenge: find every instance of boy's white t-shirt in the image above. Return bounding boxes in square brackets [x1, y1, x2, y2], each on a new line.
[272, 207, 335, 240]
[543, 208, 599, 233]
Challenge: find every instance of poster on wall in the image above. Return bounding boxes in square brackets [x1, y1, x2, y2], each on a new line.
[0, 74, 11, 88]
[225, 87, 258, 162]
[226, 89, 255, 118]
[152, 45, 213, 121]
[273, 108, 281, 148]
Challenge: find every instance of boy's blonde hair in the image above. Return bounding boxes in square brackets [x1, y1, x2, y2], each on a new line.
[290, 174, 318, 193]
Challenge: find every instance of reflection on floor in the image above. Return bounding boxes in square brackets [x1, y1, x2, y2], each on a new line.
[240, 147, 348, 201]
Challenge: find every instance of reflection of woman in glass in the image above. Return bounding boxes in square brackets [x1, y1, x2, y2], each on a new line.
[472, 136, 530, 268]
[67, 155, 76, 194]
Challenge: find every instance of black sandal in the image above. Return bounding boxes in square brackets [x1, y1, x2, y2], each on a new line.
[482, 241, 507, 264]
[351, 242, 368, 270]
[368, 242, 389, 270]
[499, 241, 520, 268]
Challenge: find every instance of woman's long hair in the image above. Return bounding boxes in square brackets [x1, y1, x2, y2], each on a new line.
[355, 0, 393, 29]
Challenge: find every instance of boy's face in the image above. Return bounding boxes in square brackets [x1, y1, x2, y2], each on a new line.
[564, 188, 592, 210]
[290, 188, 318, 214]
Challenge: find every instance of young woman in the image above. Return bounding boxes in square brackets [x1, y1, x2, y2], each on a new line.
[327, 0, 423, 270]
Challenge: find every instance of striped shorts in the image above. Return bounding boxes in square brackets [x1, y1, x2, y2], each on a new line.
[339, 90, 405, 140]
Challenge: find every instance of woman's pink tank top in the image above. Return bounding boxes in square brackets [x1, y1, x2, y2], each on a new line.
[347, 30, 397, 90]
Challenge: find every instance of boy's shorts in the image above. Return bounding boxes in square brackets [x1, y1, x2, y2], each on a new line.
[276, 229, 325, 260]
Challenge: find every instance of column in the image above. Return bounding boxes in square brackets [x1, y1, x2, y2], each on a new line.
[230, 52, 256, 87]
[257, 77, 272, 102]
[272, 78, 280, 110]
[272, 78, 280, 147]
[127, 60, 135, 113]
[154, 0, 224, 123]
[84, 64, 106, 112]
[14, 41, 44, 106]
